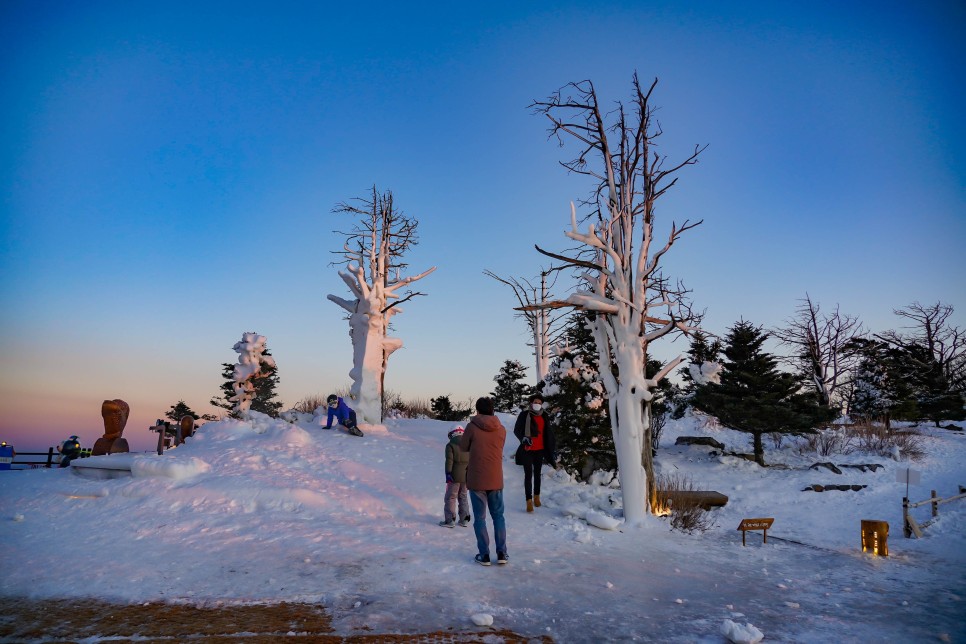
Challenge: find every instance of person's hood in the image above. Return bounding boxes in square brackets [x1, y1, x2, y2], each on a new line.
[469, 414, 503, 432]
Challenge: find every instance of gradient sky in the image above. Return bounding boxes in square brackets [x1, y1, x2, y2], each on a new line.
[2, 1, 964, 452]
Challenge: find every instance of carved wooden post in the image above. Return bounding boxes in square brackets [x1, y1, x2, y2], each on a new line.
[902, 497, 910, 538]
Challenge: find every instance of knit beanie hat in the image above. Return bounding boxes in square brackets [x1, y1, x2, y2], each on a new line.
[448, 426, 464, 439]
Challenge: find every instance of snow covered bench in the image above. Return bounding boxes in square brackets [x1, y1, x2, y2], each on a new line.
[70, 453, 135, 479]
[69, 452, 210, 480]
[656, 490, 729, 510]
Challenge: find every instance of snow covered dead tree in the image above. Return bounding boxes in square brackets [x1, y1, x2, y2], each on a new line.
[528, 75, 705, 524]
[484, 269, 567, 383]
[328, 187, 436, 423]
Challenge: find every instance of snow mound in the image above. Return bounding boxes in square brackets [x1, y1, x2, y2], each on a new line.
[470, 613, 493, 626]
[132, 456, 211, 480]
[585, 509, 621, 530]
[721, 619, 764, 644]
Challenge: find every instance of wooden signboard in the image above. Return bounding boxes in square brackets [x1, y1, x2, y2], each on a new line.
[737, 518, 774, 546]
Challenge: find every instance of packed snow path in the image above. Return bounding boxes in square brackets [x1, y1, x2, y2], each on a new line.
[2, 414, 964, 642]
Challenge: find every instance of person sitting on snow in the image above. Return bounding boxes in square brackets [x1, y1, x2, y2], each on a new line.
[323, 395, 363, 437]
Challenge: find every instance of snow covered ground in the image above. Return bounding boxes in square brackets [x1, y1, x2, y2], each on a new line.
[2, 412, 964, 642]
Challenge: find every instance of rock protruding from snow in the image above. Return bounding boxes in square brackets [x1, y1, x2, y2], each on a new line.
[721, 619, 764, 644]
[470, 613, 494, 626]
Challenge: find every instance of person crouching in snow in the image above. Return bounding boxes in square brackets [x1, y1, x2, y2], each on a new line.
[323, 395, 364, 437]
[440, 425, 471, 528]
[514, 393, 556, 512]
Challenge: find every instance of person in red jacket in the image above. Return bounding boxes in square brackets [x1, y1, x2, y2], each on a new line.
[513, 394, 556, 512]
[460, 397, 508, 566]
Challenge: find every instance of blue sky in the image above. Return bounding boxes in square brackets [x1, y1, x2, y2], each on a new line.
[2, 1, 964, 451]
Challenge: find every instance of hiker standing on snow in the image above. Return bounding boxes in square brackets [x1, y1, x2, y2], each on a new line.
[460, 397, 508, 566]
[514, 393, 556, 513]
[439, 425, 471, 528]
[323, 395, 364, 436]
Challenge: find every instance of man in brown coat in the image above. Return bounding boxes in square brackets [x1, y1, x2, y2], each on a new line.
[459, 397, 508, 566]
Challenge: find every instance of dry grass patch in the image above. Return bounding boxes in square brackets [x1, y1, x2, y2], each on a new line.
[0, 597, 547, 643]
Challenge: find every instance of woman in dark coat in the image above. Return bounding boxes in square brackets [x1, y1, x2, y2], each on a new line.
[513, 393, 556, 513]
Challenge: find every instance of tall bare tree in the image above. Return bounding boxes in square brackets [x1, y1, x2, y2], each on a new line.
[528, 75, 705, 524]
[483, 269, 568, 383]
[772, 294, 863, 408]
[328, 187, 436, 423]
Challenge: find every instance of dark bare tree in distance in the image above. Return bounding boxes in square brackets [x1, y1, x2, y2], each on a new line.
[772, 294, 864, 409]
[484, 269, 568, 383]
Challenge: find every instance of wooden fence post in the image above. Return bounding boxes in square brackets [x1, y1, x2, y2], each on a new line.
[931, 490, 938, 517]
[46, 447, 55, 468]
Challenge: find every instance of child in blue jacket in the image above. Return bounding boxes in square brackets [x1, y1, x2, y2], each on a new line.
[324, 395, 364, 437]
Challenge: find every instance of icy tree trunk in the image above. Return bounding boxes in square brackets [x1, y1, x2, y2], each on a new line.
[531, 76, 704, 525]
[329, 261, 433, 425]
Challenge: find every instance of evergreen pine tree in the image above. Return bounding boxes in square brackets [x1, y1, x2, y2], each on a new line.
[672, 331, 722, 418]
[692, 320, 837, 465]
[902, 343, 966, 426]
[210, 351, 283, 418]
[539, 313, 612, 479]
[491, 360, 530, 413]
[165, 400, 199, 423]
[847, 338, 917, 429]
[645, 357, 675, 455]
[430, 395, 470, 422]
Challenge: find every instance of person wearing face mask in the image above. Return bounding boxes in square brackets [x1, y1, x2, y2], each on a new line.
[513, 394, 556, 513]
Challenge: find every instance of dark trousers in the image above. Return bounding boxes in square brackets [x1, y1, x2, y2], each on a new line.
[521, 450, 545, 499]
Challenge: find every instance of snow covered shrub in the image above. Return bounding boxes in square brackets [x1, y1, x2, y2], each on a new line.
[847, 422, 925, 461]
[655, 472, 718, 534]
[799, 428, 855, 457]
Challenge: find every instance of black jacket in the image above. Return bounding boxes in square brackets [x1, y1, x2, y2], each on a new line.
[513, 410, 556, 459]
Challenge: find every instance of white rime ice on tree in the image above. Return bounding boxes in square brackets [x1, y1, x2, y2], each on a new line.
[229, 332, 276, 417]
[327, 188, 436, 424]
[689, 361, 722, 386]
[531, 77, 704, 524]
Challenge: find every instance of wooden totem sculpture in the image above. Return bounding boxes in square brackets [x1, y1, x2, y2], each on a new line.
[92, 399, 131, 456]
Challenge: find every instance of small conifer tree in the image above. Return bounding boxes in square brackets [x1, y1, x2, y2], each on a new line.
[692, 320, 837, 465]
[210, 350, 283, 418]
[165, 400, 200, 423]
[491, 360, 530, 413]
[430, 395, 471, 422]
[540, 313, 612, 479]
